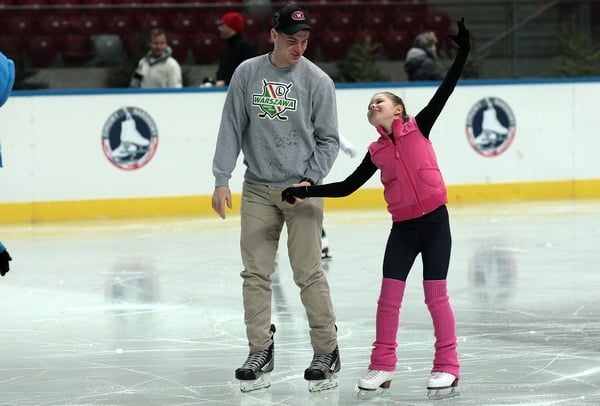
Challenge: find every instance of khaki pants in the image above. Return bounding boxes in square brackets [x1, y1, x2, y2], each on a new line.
[240, 181, 337, 354]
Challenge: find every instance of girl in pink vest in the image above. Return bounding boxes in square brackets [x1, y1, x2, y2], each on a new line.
[282, 18, 470, 401]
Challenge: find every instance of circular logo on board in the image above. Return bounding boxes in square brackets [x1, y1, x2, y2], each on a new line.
[466, 97, 516, 157]
[101, 106, 158, 170]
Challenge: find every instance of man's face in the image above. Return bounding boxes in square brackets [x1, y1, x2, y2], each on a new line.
[149, 34, 167, 57]
[271, 29, 310, 68]
[217, 23, 236, 39]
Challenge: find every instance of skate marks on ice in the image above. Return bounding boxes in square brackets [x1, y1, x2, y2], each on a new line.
[447, 201, 600, 405]
[1, 201, 600, 404]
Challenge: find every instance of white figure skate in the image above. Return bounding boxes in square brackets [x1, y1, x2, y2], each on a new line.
[120, 108, 150, 147]
[476, 99, 508, 147]
[112, 143, 138, 159]
[357, 369, 393, 400]
[427, 372, 459, 400]
[481, 104, 508, 136]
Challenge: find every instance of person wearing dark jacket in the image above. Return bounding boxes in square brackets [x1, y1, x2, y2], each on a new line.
[215, 12, 258, 87]
[404, 31, 445, 81]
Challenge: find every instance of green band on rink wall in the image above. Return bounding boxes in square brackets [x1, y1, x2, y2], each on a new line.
[0, 179, 599, 224]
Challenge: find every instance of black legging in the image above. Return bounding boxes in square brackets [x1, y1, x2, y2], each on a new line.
[382, 205, 451, 281]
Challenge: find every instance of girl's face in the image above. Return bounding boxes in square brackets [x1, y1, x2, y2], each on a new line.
[367, 93, 404, 131]
[270, 29, 310, 68]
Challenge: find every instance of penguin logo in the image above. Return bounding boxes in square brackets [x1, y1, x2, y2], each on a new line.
[101, 106, 159, 170]
[466, 97, 516, 157]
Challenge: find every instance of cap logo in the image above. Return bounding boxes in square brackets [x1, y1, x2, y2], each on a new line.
[291, 11, 305, 21]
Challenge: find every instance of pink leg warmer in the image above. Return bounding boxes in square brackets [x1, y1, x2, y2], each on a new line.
[369, 278, 406, 372]
[424, 280, 460, 379]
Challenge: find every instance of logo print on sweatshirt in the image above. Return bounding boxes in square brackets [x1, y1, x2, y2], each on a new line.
[253, 80, 297, 120]
[101, 106, 159, 170]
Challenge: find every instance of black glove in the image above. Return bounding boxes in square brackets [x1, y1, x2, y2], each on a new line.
[448, 17, 470, 51]
[0, 249, 12, 277]
[281, 186, 308, 204]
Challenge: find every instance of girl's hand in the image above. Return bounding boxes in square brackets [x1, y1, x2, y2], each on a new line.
[282, 186, 308, 204]
[449, 18, 470, 51]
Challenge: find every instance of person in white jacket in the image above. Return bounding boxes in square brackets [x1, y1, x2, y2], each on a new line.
[0, 50, 15, 276]
[130, 28, 182, 88]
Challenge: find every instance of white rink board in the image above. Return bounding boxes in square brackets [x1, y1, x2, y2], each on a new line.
[0, 79, 598, 204]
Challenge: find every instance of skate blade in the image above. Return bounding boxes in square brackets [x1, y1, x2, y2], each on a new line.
[357, 387, 390, 400]
[427, 387, 460, 400]
[309, 388, 339, 405]
[240, 389, 272, 406]
[239, 373, 271, 393]
[307, 375, 338, 393]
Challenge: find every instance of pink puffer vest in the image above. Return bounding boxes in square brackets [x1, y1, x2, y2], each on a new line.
[368, 117, 447, 221]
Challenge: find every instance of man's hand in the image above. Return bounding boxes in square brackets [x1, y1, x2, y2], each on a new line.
[212, 186, 232, 219]
[282, 180, 312, 205]
[0, 249, 12, 277]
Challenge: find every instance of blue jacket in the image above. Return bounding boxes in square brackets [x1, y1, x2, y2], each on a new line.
[0, 50, 15, 107]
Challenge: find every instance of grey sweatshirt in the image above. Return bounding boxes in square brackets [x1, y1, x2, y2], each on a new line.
[212, 54, 340, 188]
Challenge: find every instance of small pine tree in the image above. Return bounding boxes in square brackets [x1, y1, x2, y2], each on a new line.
[549, 15, 600, 77]
[335, 36, 388, 83]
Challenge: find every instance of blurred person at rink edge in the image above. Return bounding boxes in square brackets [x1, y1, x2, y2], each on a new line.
[211, 4, 342, 394]
[0, 50, 15, 276]
[130, 28, 182, 88]
[404, 31, 445, 81]
[282, 19, 470, 401]
[321, 133, 356, 259]
[215, 11, 258, 87]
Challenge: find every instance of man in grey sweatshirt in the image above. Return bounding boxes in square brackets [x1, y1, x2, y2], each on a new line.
[211, 4, 341, 393]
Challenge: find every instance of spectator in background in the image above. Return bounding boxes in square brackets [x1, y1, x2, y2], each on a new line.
[1, 50, 15, 276]
[130, 28, 183, 88]
[404, 31, 444, 81]
[215, 12, 258, 87]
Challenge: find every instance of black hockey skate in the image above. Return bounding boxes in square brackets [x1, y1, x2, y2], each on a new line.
[304, 346, 340, 392]
[236, 324, 276, 393]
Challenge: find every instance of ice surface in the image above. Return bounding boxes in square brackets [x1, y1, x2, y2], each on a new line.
[1, 200, 599, 405]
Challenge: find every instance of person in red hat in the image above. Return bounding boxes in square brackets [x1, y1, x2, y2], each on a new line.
[215, 12, 257, 87]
